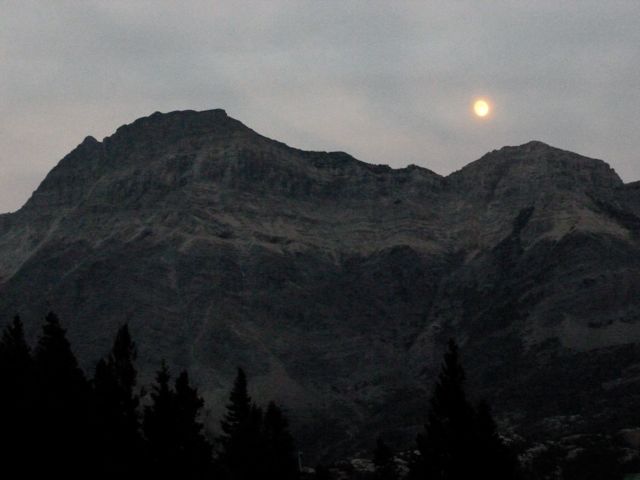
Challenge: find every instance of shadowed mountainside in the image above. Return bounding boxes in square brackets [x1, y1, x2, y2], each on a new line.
[1, 109, 639, 459]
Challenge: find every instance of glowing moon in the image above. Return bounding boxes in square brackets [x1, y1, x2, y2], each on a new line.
[473, 99, 490, 118]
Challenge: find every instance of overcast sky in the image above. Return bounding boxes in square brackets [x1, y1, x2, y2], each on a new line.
[1, 1, 639, 213]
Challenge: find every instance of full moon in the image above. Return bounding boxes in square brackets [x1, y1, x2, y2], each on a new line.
[473, 99, 490, 117]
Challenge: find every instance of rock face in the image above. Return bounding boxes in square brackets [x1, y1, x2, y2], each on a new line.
[1, 109, 639, 459]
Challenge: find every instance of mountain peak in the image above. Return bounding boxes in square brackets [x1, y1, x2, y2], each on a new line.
[498, 140, 552, 153]
[17, 111, 625, 219]
[2, 112, 640, 461]
[103, 108, 246, 148]
[81, 135, 99, 146]
[449, 139, 622, 195]
[493, 140, 577, 157]
[510, 139, 551, 150]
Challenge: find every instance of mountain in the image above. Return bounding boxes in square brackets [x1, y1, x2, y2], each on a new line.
[1, 109, 639, 459]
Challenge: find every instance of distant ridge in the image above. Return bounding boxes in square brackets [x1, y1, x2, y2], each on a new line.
[1, 109, 639, 460]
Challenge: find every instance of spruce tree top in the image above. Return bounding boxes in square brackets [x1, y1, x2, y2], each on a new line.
[35, 312, 86, 386]
[0, 316, 31, 362]
[220, 367, 252, 436]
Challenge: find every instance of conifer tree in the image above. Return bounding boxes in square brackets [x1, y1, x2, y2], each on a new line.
[93, 324, 142, 477]
[0, 316, 33, 398]
[412, 339, 519, 480]
[35, 312, 88, 392]
[0, 316, 31, 365]
[143, 361, 178, 477]
[220, 368, 252, 445]
[415, 339, 474, 479]
[143, 362, 213, 479]
[263, 401, 298, 480]
[218, 367, 265, 480]
[0, 316, 34, 473]
[33, 312, 93, 477]
[174, 370, 213, 478]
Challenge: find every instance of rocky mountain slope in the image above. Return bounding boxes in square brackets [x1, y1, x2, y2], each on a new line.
[1, 109, 639, 459]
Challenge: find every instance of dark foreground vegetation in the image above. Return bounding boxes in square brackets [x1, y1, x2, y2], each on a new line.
[0, 313, 634, 479]
[0, 313, 296, 480]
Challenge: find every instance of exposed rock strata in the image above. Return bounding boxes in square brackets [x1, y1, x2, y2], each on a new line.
[1, 109, 639, 459]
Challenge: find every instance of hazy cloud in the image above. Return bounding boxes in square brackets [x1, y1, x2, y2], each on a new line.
[2, 1, 639, 212]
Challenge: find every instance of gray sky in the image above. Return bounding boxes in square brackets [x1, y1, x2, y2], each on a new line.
[2, 1, 639, 213]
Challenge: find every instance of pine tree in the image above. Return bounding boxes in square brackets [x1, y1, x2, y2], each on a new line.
[220, 368, 252, 445]
[415, 339, 474, 479]
[263, 401, 298, 480]
[412, 339, 519, 480]
[0, 316, 31, 365]
[35, 312, 88, 392]
[218, 367, 265, 480]
[143, 362, 213, 479]
[33, 312, 93, 478]
[0, 316, 33, 396]
[0, 316, 35, 473]
[143, 361, 179, 477]
[93, 324, 142, 477]
[174, 371, 213, 478]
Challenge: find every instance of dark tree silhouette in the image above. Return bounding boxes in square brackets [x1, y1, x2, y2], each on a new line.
[93, 324, 142, 478]
[0, 315, 311, 480]
[33, 312, 93, 478]
[0, 316, 35, 473]
[220, 368, 252, 444]
[412, 339, 520, 480]
[0, 316, 31, 364]
[174, 371, 213, 478]
[263, 401, 298, 480]
[35, 312, 88, 392]
[414, 339, 475, 479]
[143, 362, 213, 479]
[218, 367, 267, 480]
[143, 361, 179, 476]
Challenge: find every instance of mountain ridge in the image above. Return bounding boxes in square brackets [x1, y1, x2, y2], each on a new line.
[1, 109, 639, 460]
[5, 110, 631, 220]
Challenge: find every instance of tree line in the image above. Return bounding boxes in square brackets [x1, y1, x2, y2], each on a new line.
[0, 313, 297, 480]
[6, 312, 609, 479]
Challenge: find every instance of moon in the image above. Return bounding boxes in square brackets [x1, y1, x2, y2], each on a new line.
[473, 99, 490, 118]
